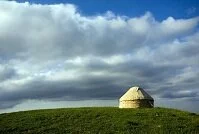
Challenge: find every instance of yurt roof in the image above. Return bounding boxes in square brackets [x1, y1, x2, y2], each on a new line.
[119, 86, 153, 101]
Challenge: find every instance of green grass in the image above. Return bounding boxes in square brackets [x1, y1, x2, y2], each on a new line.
[0, 107, 199, 134]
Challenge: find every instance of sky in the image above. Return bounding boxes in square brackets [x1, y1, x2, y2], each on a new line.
[0, 0, 199, 113]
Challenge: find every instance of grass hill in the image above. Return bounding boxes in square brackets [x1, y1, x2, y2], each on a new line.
[0, 107, 199, 134]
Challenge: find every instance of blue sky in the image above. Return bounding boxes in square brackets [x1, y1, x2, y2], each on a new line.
[0, 0, 199, 113]
[17, 0, 199, 20]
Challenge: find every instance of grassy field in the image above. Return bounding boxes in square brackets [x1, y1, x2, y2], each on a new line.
[0, 107, 199, 134]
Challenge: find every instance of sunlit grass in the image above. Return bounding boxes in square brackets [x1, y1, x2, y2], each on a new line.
[0, 107, 199, 133]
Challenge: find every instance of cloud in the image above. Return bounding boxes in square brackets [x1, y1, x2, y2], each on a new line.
[0, 65, 17, 81]
[186, 7, 197, 16]
[161, 90, 198, 99]
[0, 1, 199, 111]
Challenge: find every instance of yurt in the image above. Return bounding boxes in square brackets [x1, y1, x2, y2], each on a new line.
[119, 86, 154, 108]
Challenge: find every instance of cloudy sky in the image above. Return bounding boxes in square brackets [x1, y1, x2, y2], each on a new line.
[0, 0, 199, 113]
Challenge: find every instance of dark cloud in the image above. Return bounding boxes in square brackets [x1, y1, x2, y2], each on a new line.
[0, 101, 20, 109]
[0, 76, 126, 109]
[0, 66, 16, 81]
[160, 90, 198, 99]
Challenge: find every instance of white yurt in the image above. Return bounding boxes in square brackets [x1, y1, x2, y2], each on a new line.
[119, 86, 154, 108]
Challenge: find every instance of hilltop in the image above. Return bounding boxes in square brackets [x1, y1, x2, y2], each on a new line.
[0, 107, 199, 133]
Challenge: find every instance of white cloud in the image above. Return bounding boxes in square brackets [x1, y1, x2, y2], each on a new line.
[186, 7, 197, 16]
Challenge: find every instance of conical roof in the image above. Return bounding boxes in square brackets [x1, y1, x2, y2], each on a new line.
[120, 86, 153, 101]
